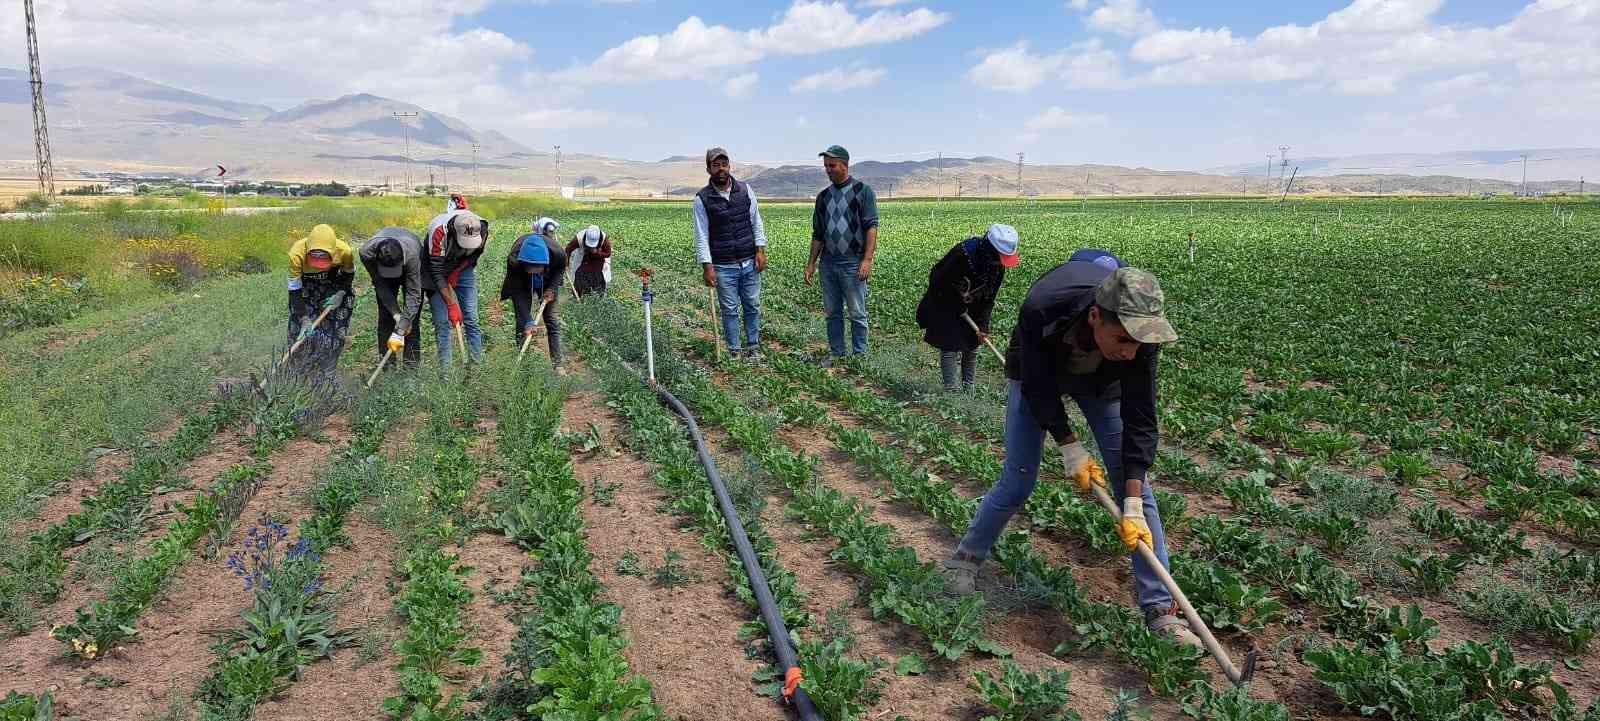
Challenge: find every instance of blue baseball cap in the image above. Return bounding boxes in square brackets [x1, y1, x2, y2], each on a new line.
[517, 236, 550, 266]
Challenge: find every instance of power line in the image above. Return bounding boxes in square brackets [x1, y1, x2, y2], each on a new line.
[392, 112, 418, 190]
[25, 0, 54, 196]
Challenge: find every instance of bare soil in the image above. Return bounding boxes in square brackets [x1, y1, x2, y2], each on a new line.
[0, 424, 340, 719]
[561, 378, 780, 720]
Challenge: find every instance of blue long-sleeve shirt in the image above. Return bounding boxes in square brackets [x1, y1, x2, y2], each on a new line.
[692, 183, 768, 264]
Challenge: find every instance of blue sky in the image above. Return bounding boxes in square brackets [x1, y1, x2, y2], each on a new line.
[8, 1, 1600, 170]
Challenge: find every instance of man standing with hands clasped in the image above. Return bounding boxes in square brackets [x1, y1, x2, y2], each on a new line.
[806, 145, 878, 361]
[941, 258, 1202, 648]
[693, 147, 768, 359]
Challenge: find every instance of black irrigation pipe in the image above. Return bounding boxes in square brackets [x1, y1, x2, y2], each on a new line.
[603, 270, 822, 721]
[655, 386, 822, 721]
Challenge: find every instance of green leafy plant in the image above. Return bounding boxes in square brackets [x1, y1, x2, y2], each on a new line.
[971, 661, 1082, 721]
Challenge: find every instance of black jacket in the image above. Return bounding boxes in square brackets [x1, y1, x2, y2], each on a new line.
[916, 238, 1004, 352]
[501, 234, 568, 301]
[1004, 260, 1160, 483]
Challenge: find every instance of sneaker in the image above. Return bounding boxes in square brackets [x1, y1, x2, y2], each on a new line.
[1145, 606, 1204, 648]
[941, 556, 980, 596]
[745, 348, 765, 363]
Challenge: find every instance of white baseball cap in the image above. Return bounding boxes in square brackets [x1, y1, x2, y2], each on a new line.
[986, 223, 1020, 267]
[532, 217, 559, 235]
[582, 225, 602, 248]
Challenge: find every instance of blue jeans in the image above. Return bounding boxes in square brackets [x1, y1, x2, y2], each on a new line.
[713, 259, 761, 352]
[426, 267, 484, 365]
[820, 255, 868, 357]
[958, 380, 1175, 613]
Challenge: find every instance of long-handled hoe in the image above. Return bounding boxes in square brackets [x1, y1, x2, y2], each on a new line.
[709, 285, 721, 362]
[961, 311, 1006, 364]
[516, 297, 551, 367]
[365, 348, 394, 388]
[960, 312, 1256, 687]
[1086, 482, 1258, 687]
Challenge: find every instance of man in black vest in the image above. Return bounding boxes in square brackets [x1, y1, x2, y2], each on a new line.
[692, 147, 769, 359]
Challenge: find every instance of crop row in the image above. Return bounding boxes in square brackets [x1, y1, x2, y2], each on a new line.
[194, 378, 414, 720]
[377, 378, 488, 720]
[49, 369, 346, 659]
[2, 393, 249, 632]
[474, 358, 662, 720]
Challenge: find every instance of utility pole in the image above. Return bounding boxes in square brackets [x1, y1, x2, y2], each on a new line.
[1016, 152, 1024, 197]
[1279, 146, 1290, 182]
[554, 145, 562, 191]
[392, 111, 418, 190]
[1266, 154, 1274, 193]
[25, 0, 55, 196]
[471, 143, 480, 193]
[1580, 176, 1585, 196]
[936, 152, 943, 202]
[1520, 154, 1528, 196]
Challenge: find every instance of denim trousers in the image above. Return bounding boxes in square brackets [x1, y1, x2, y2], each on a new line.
[958, 379, 1175, 613]
[713, 258, 761, 352]
[820, 255, 869, 356]
[940, 350, 977, 390]
[426, 267, 484, 365]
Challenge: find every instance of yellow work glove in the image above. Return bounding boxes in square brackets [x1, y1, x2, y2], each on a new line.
[1119, 497, 1153, 551]
[386, 333, 406, 354]
[1060, 441, 1107, 493]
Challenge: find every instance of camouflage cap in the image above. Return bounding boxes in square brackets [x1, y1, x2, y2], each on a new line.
[1094, 267, 1178, 344]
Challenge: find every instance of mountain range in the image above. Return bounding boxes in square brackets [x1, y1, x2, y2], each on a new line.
[0, 67, 1589, 197]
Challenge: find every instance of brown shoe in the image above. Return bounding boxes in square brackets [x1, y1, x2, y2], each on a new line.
[941, 557, 980, 596]
[1146, 606, 1204, 648]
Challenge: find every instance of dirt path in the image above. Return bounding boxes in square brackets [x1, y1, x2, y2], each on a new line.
[0, 423, 341, 719]
[449, 414, 525, 702]
[561, 377, 780, 720]
[0, 423, 256, 688]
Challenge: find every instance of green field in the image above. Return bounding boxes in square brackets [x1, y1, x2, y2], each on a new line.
[1, 197, 1597, 721]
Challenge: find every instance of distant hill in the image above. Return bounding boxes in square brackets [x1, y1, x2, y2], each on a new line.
[0, 67, 1589, 197]
[1205, 148, 1600, 184]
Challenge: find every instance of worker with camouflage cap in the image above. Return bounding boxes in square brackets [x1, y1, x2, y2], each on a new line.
[942, 254, 1199, 648]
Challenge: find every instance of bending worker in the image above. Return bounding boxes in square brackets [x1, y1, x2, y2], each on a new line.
[564, 224, 613, 297]
[358, 227, 425, 368]
[942, 254, 1200, 648]
[915, 223, 1020, 392]
[503, 217, 568, 370]
[424, 201, 488, 365]
[285, 223, 356, 368]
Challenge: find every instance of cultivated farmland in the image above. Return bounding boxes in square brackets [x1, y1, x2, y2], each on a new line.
[2, 197, 1597, 721]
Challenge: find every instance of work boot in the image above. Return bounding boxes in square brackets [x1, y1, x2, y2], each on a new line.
[941, 555, 980, 596]
[1146, 606, 1204, 648]
[745, 348, 764, 363]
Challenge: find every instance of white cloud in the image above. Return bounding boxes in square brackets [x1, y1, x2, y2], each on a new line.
[858, 0, 912, 6]
[515, 108, 644, 130]
[0, 1, 598, 142]
[555, 1, 948, 84]
[791, 67, 887, 93]
[1086, 0, 1160, 37]
[1067, 0, 1091, 9]
[723, 73, 760, 98]
[1002, 0, 1600, 107]
[1335, 74, 1399, 95]
[1324, 0, 1443, 34]
[968, 39, 1123, 92]
[1130, 27, 1240, 63]
[1023, 106, 1107, 132]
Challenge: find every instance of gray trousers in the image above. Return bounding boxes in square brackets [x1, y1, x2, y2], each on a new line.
[940, 350, 977, 391]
